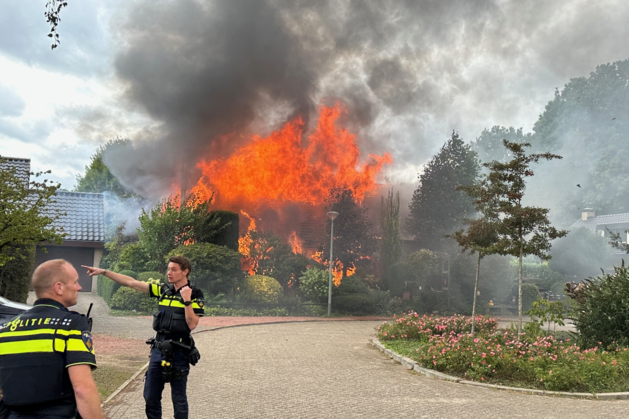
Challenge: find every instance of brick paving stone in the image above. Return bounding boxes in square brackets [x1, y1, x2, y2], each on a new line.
[104, 321, 629, 419]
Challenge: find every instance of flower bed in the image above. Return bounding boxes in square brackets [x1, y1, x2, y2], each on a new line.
[377, 312, 629, 393]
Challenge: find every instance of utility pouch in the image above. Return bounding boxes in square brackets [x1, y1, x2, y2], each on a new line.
[152, 310, 163, 331]
[161, 361, 173, 383]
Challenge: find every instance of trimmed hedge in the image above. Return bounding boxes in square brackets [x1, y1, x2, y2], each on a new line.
[137, 271, 163, 282]
[333, 293, 375, 315]
[98, 269, 137, 306]
[110, 287, 156, 313]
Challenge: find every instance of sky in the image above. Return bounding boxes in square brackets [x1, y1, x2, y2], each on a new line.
[2, 0, 629, 195]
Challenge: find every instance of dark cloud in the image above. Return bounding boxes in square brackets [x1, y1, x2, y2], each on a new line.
[104, 0, 629, 197]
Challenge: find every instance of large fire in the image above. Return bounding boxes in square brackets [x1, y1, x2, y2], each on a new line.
[191, 103, 391, 208]
[188, 103, 391, 282]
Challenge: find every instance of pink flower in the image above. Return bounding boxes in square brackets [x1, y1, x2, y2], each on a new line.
[482, 353, 486, 358]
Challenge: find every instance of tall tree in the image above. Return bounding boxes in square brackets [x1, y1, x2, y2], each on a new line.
[450, 176, 500, 334]
[380, 188, 401, 289]
[484, 140, 568, 333]
[472, 126, 532, 165]
[136, 194, 220, 271]
[0, 159, 65, 267]
[321, 187, 376, 278]
[406, 131, 479, 251]
[75, 139, 139, 199]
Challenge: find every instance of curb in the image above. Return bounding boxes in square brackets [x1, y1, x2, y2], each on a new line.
[102, 318, 384, 407]
[371, 338, 629, 400]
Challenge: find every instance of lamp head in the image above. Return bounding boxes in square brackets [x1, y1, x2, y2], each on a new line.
[327, 211, 339, 221]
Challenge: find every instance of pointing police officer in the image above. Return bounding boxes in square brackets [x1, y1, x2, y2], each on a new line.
[83, 255, 204, 419]
[0, 259, 103, 419]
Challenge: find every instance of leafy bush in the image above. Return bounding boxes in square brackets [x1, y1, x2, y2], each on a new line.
[168, 243, 242, 295]
[333, 293, 375, 315]
[0, 245, 35, 303]
[334, 275, 368, 295]
[572, 264, 629, 349]
[110, 287, 156, 313]
[137, 271, 163, 282]
[98, 269, 136, 306]
[299, 267, 329, 302]
[117, 243, 150, 273]
[242, 275, 283, 303]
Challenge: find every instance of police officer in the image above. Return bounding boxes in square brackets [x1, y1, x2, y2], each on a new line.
[84, 255, 204, 419]
[0, 259, 103, 419]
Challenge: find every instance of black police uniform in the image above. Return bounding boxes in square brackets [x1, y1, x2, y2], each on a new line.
[0, 298, 96, 418]
[144, 282, 204, 419]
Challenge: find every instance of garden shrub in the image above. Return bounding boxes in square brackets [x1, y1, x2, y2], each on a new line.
[168, 243, 242, 295]
[242, 275, 283, 303]
[333, 293, 375, 315]
[572, 264, 629, 348]
[99, 269, 136, 306]
[379, 313, 629, 393]
[334, 275, 368, 296]
[137, 271, 163, 282]
[110, 287, 156, 313]
[0, 245, 35, 303]
[299, 267, 328, 302]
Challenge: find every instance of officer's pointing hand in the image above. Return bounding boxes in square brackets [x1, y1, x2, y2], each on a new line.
[180, 285, 192, 303]
[82, 265, 105, 277]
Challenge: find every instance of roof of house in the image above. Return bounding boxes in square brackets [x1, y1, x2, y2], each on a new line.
[571, 213, 629, 233]
[0, 156, 30, 184]
[43, 191, 105, 243]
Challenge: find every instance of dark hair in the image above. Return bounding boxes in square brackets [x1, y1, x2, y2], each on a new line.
[168, 255, 192, 277]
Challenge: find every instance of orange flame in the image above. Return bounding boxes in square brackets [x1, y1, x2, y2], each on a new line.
[190, 103, 392, 208]
[310, 250, 354, 286]
[288, 231, 303, 255]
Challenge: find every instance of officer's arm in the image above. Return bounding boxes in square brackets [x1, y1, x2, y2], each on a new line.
[185, 305, 200, 330]
[180, 286, 200, 330]
[82, 266, 149, 294]
[68, 364, 104, 419]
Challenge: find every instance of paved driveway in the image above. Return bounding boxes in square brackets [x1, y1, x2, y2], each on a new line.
[104, 321, 629, 419]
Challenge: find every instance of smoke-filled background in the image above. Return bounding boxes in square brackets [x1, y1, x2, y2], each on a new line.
[2, 0, 629, 226]
[96, 0, 629, 202]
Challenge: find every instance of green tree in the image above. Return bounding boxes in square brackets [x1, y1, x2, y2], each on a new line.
[406, 131, 479, 251]
[450, 175, 500, 333]
[483, 140, 568, 333]
[321, 187, 377, 278]
[169, 243, 242, 295]
[75, 139, 138, 198]
[137, 194, 220, 271]
[380, 188, 401, 289]
[0, 160, 65, 267]
[472, 126, 532, 164]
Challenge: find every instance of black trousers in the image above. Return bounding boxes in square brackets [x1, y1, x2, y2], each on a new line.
[144, 346, 190, 419]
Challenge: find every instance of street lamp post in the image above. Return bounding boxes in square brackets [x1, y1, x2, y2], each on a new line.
[327, 211, 339, 316]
